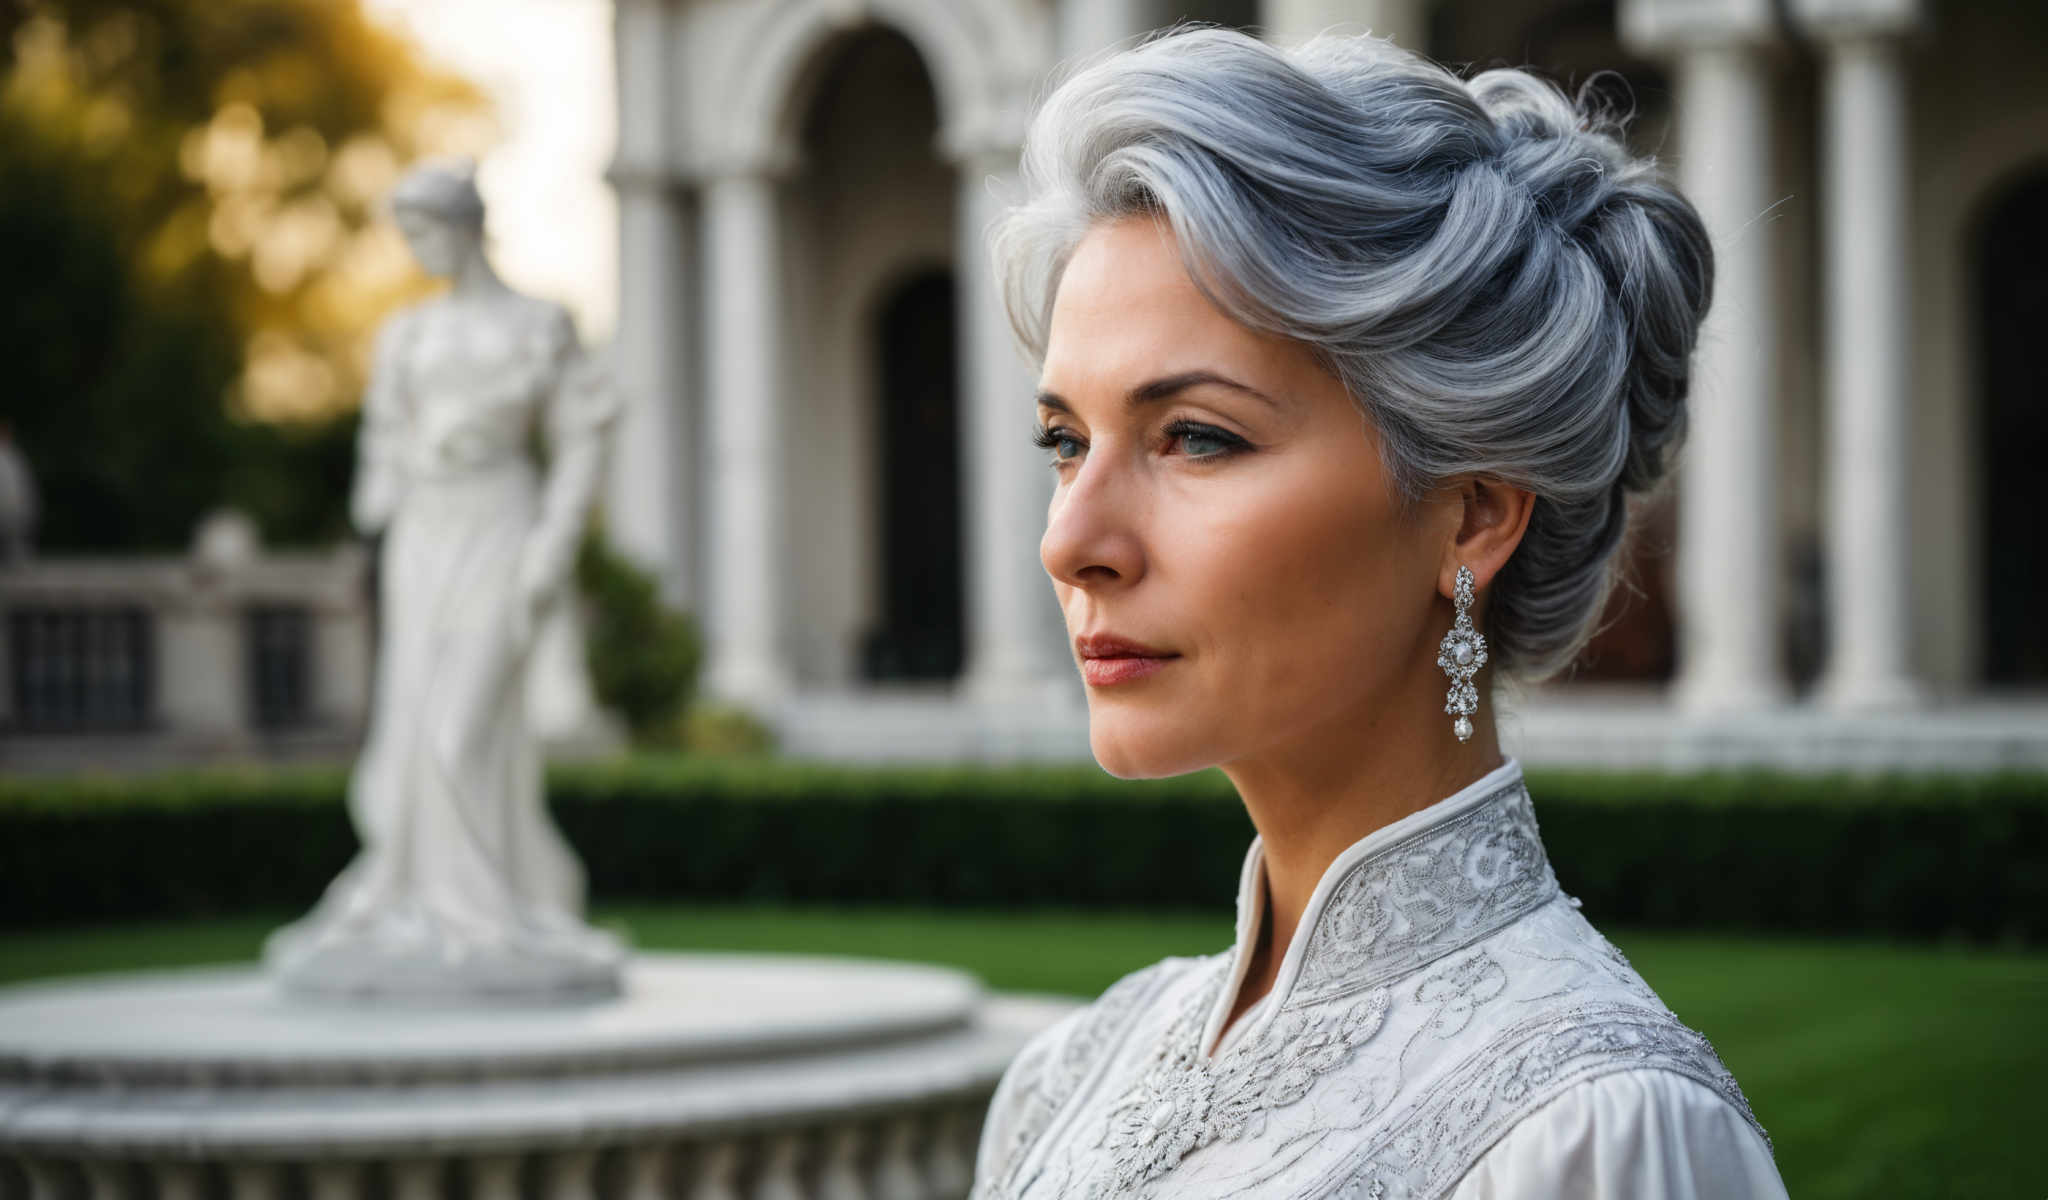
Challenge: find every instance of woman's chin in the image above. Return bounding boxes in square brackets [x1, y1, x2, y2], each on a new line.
[1087, 714, 1217, 780]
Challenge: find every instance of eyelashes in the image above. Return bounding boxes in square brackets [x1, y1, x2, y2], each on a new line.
[1031, 419, 1251, 467]
[1031, 423, 1085, 468]
[1164, 419, 1251, 459]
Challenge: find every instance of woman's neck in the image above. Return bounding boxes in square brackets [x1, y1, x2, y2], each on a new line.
[1215, 664, 1505, 1036]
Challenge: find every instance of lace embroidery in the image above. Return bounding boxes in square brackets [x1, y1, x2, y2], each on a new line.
[1087, 969, 1393, 1196]
[1411, 951, 1507, 1040]
[974, 958, 1191, 1199]
[1328, 1002, 1770, 1200]
[1295, 779, 1559, 1005]
[1335, 1174, 1391, 1200]
[982, 1033, 1057, 1180]
[972, 767, 1777, 1200]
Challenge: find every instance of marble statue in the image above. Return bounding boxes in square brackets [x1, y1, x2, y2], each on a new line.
[264, 158, 627, 1003]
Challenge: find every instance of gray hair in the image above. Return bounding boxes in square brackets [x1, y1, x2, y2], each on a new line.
[990, 26, 1713, 680]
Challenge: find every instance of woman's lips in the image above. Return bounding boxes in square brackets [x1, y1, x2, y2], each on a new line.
[1080, 655, 1177, 686]
[1074, 634, 1180, 687]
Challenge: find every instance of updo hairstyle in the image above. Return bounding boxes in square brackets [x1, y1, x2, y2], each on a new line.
[990, 27, 1715, 680]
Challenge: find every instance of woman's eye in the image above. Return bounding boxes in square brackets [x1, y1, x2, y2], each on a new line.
[1165, 420, 1246, 460]
[1032, 423, 1085, 464]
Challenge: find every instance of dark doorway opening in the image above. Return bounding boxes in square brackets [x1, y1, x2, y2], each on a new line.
[863, 268, 963, 682]
[1976, 167, 2048, 685]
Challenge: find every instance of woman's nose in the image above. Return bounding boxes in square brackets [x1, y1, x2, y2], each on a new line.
[1040, 454, 1146, 590]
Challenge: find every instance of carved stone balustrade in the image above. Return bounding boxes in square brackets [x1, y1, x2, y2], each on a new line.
[0, 954, 1075, 1200]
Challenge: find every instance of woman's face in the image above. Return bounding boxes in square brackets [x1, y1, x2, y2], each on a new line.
[394, 206, 479, 279]
[1037, 215, 1453, 779]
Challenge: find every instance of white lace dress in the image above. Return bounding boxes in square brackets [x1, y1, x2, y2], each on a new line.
[970, 758, 1788, 1199]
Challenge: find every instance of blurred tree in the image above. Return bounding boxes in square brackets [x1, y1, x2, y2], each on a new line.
[0, 0, 490, 549]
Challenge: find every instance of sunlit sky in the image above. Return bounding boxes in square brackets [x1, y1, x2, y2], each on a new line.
[363, 0, 619, 341]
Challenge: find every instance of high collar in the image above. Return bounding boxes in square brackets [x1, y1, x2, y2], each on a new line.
[1201, 756, 1560, 1055]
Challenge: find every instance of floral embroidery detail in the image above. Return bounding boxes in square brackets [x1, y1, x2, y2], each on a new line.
[1295, 779, 1558, 1004]
[1336, 1173, 1392, 1200]
[1413, 951, 1508, 1040]
[1330, 1003, 1770, 1200]
[973, 958, 1193, 1199]
[972, 771, 1778, 1200]
[1090, 973, 1393, 1194]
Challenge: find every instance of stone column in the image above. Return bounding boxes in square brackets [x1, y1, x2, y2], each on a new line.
[954, 149, 1067, 700]
[159, 583, 246, 746]
[1796, 0, 1922, 709]
[607, 0, 697, 610]
[1260, 0, 1427, 52]
[608, 169, 697, 611]
[1621, 0, 1789, 713]
[701, 166, 793, 706]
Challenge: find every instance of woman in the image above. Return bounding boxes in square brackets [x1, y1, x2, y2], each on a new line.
[263, 160, 624, 1002]
[971, 27, 1787, 1200]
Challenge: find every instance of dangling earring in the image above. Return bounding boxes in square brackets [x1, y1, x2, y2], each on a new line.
[1437, 564, 1487, 742]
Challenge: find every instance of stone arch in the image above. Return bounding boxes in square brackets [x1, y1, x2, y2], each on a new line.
[770, 22, 963, 685]
[712, 0, 1043, 170]
[1910, 92, 2048, 687]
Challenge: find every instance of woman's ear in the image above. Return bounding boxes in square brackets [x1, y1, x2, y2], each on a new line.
[1440, 476, 1534, 599]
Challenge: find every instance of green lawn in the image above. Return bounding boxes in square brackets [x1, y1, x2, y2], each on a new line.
[3, 908, 2040, 1200]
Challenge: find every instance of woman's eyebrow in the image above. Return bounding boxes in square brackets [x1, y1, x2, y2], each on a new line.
[1035, 370, 1279, 414]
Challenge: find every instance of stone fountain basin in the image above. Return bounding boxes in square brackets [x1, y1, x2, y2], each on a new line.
[0, 953, 985, 1088]
[0, 952, 1075, 1163]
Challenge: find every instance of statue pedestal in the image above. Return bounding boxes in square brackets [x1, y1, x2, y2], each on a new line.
[0, 953, 1074, 1199]
[263, 906, 630, 1006]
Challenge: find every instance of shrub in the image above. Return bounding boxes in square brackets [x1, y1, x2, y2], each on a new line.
[679, 705, 778, 756]
[575, 530, 702, 745]
[0, 761, 2041, 944]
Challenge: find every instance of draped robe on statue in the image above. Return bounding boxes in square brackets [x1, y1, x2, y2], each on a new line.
[971, 758, 1788, 1199]
[264, 296, 625, 1002]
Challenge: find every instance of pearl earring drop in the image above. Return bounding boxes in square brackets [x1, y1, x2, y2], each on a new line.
[1436, 564, 1487, 742]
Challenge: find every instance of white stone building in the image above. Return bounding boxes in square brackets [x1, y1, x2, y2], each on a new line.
[600, 0, 2048, 769]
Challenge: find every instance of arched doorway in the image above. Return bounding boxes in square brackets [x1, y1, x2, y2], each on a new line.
[782, 25, 961, 686]
[1976, 166, 2048, 685]
[866, 269, 963, 681]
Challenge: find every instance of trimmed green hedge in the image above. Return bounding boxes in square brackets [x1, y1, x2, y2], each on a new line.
[2, 759, 2043, 943]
